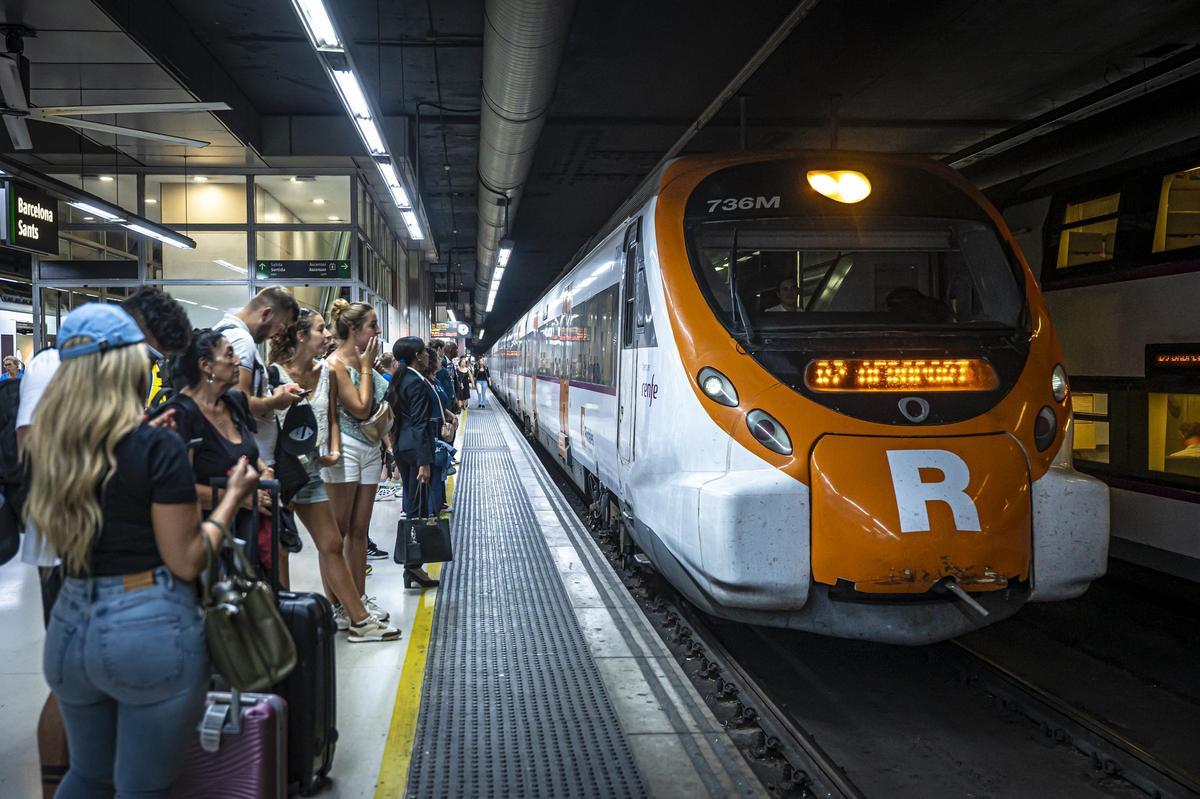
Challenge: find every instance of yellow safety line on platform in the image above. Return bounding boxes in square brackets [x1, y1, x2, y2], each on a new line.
[373, 409, 466, 798]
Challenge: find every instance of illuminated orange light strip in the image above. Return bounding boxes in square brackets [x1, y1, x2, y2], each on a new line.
[806, 358, 998, 392]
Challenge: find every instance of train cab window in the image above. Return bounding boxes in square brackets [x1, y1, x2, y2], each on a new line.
[689, 217, 1023, 333]
[1152, 166, 1200, 254]
[1072, 391, 1110, 464]
[1054, 193, 1120, 269]
[1147, 392, 1200, 479]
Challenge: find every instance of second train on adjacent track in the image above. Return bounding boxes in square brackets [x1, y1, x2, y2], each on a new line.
[487, 149, 1110, 644]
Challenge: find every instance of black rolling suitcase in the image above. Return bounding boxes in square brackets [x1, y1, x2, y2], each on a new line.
[275, 590, 338, 795]
[213, 477, 339, 795]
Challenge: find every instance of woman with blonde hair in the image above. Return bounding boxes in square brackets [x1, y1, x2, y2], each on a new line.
[324, 298, 392, 624]
[28, 304, 258, 797]
[269, 309, 400, 641]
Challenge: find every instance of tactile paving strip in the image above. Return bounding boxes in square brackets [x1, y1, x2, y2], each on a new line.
[407, 409, 647, 798]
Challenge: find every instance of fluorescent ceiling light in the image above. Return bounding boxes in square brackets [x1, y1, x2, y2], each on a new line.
[70, 201, 124, 222]
[497, 238, 514, 268]
[144, 198, 157, 204]
[213, 259, 247, 274]
[124, 223, 190, 249]
[375, 161, 412, 208]
[201, 305, 221, 312]
[176, 298, 198, 306]
[192, 176, 208, 183]
[353, 116, 386, 156]
[332, 70, 372, 119]
[401, 210, 424, 241]
[311, 197, 325, 205]
[291, 0, 342, 51]
[447, 309, 457, 323]
[98, 175, 114, 182]
[328, 215, 342, 221]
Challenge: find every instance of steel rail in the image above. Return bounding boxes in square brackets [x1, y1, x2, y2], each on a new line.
[947, 640, 1200, 799]
[671, 601, 867, 799]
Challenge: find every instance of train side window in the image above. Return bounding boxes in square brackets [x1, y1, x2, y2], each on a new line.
[1054, 193, 1120, 269]
[1147, 392, 1200, 479]
[1152, 166, 1200, 254]
[1072, 391, 1110, 464]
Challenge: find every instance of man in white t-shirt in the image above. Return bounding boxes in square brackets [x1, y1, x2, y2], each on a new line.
[217, 287, 305, 466]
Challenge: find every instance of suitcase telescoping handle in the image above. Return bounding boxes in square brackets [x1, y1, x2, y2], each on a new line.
[209, 477, 282, 590]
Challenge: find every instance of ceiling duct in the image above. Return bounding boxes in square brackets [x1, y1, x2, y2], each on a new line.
[473, 0, 575, 328]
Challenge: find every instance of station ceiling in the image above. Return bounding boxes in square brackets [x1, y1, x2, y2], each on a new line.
[1, 1, 1199, 348]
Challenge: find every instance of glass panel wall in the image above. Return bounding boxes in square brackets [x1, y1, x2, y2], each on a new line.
[145, 175, 248, 225]
[49, 174, 138, 224]
[149, 232, 248, 280]
[255, 175, 351, 224]
[256, 230, 352, 262]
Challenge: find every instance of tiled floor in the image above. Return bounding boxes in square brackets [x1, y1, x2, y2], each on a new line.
[0, 493, 431, 799]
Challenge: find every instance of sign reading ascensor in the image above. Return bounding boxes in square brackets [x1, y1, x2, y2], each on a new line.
[254, 260, 351, 280]
[4, 181, 59, 256]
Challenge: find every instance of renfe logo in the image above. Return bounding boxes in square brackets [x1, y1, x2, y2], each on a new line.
[640, 375, 659, 406]
[885, 449, 981, 533]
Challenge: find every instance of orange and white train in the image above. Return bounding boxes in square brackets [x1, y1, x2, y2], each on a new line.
[488, 150, 1109, 644]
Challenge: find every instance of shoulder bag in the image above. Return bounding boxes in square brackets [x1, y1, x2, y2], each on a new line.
[201, 520, 297, 692]
[393, 482, 453, 565]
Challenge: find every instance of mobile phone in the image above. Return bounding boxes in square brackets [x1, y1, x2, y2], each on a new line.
[297, 388, 312, 398]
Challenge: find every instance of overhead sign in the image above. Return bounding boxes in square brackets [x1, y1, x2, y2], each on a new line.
[4, 180, 59, 256]
[255, 260, 350, 280]
[432, 321, 471, 338]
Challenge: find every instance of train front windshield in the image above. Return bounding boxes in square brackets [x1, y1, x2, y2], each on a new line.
[690, 218, 1025, 333]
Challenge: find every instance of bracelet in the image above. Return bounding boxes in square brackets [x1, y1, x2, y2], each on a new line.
[202, 519, 231, 540]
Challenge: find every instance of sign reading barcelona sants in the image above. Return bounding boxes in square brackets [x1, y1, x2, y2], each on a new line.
[3, 180, 59, 256]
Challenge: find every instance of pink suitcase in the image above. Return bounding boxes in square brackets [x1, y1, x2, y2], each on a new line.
[170, 691, 288, 799]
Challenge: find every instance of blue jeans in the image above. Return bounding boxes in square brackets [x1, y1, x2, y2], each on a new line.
[44, 566, 209, 798]
[476, 380, 489, 406]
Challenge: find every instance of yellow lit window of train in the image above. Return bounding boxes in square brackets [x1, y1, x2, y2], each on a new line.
[1071, 392, 1109, 464]
[1152, 166, 1200, 253]
[1148, 392, 1200, 479]
[1055, 193, 1119, 269]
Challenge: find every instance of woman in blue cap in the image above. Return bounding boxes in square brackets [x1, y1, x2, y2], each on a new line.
[25, 303, 259, 798]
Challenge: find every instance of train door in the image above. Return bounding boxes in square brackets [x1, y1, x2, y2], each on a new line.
[617, 220, 642, 465]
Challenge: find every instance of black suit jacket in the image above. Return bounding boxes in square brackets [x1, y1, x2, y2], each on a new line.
[389, 367, 435, 466]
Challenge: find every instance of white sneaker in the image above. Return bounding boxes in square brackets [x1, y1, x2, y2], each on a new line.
[332, 603, 350, 632]
[362, 594, 390, 622]
[347, 616, 401, 643]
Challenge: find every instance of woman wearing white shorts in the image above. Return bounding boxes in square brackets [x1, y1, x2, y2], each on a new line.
[324, 299, 391, 606]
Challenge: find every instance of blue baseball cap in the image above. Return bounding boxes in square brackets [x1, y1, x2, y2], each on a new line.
[58, 303, 151, 361]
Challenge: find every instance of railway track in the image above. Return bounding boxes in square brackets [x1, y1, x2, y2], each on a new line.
[512, 401, 1199, 798]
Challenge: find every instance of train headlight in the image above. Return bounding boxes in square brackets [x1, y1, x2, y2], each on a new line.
[697, 367, 738, 407]
[1051, 364, 1068, 403]
[806, 170, 871, 204]
[1035, 405, 1058, 452]
[747, 410, 792, 456]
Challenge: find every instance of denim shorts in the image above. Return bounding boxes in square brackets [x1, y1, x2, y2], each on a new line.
[293, 456, 329, 505]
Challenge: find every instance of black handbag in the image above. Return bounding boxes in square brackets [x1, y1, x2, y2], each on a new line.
[394, 482, 453, 565]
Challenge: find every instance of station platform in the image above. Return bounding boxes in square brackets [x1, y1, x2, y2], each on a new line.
[0, 398, 761, 798]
